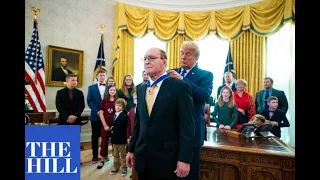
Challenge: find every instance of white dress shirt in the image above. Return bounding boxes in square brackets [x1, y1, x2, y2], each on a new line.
[114, 111, 122, 120]
[145, 72, 167, 102]
[98, 82, 106, 100]
[61, 66, 68, 75]
[180, 64, 196, 77]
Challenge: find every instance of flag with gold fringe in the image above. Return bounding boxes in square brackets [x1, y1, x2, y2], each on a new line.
[222, 42, 236, 84]
[93, 33, 107, 83]
[25, 13, 46, 112]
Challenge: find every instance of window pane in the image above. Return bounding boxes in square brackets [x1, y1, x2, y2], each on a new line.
[134, 33, 166, 84]
[197, 35, 229, 99]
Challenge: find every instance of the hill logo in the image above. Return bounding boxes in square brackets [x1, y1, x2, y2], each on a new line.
[25, 126, 80, 180]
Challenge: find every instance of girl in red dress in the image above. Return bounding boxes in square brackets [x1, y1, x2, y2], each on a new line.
[97, 85, 117, 169]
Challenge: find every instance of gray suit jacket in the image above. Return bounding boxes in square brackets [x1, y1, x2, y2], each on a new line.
[254, 88, 288, 114]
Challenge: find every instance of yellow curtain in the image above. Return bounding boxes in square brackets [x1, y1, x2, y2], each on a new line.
[232, 30, 264, 98]
[112, 30, 134, 89]
[112, 0, 295, 88]
[167, 34, 189, 69]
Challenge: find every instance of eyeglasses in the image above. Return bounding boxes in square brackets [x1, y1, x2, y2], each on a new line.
[141, 56, 163, 61]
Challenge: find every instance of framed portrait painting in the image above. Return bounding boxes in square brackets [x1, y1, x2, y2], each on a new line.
[46, 45, 84, 87]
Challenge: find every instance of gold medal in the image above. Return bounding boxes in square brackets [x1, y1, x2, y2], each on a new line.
[147, 87, 152, 95]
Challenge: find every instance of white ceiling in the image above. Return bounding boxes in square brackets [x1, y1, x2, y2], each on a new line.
[113, 0, 263, 11]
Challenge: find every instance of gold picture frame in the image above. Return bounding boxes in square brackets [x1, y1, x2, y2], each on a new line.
[46, 45, 84, 87]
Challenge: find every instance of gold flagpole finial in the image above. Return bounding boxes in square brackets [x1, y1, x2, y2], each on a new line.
[31, 7, 40, 20]
[100, 24, 106, 34]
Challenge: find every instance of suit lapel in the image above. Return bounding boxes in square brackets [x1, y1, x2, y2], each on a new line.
[184, 65, 198, 81]
[149, 78, 173, 120]
[139, 84, 149, 121]
[93, 84, 102, 101]
[113, 112, 123, 126]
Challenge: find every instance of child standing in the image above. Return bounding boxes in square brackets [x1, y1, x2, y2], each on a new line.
[97, 85, 117, 169]
[110, 98, 128, 177]
[261, 96, 290, 138]
[212, 86, 238, 130]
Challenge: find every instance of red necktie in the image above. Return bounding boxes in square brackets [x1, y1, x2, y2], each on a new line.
[69, 89, 73, 100]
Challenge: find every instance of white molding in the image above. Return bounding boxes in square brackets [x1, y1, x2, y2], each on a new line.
[46, 109, 91, 117]
[113, 0, 263, 11]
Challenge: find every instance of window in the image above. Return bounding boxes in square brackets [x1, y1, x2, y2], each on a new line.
[134, 33, 229, 101]
[197, 34, 229, 100]
[133, 33, 166, 84]
[265, 23, 295, 147]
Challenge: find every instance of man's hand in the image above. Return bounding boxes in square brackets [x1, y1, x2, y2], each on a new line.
[167, 70, 183, 80]
[224, 125, 231, 130]
[126, 152, 135, 168]
[174, 161, 190, 178]
[67, 115, 77, 123]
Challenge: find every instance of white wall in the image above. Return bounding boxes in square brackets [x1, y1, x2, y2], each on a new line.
[25, 0, 116, 113]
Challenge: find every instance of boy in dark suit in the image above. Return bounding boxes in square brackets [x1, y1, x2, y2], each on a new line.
[55, 74, 85, 125]
[261, 96, 290, 138]
[110, 98, 128, 177]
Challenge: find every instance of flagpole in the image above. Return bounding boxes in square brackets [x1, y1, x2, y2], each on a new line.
[31, 7, 40, 84]
[228, 38, 230, 72]
[99, 24, 106, 71]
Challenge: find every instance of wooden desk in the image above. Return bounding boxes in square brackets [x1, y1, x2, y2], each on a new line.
[200, 127, 295, 180]
[132, 127, 295, 180]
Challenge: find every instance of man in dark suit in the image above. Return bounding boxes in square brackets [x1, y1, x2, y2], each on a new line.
[255, 77, 288, 114]
[135, 70, 149, 90]
[87, 70, 107, 162]
[55, 74, 85, 125]
[216, 71, 236, 97]
[52, 57, 73, 81]
[167, 41, 213, 180]
[126, 47, 195, 180]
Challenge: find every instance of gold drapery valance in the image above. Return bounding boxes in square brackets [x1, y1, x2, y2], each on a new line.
[112, 0, 294, 66]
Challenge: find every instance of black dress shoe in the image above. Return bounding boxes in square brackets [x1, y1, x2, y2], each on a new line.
[97, 161, 104, 169]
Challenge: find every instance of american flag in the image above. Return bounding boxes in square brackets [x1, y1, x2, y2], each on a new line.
[93, 34, 107, 84]
[25, 19, 46, 112]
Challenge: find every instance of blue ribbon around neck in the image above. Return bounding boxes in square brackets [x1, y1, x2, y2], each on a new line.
[146, 74, 170, 87]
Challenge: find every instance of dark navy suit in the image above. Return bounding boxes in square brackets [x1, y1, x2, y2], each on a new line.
[174, 64, 213, 180]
